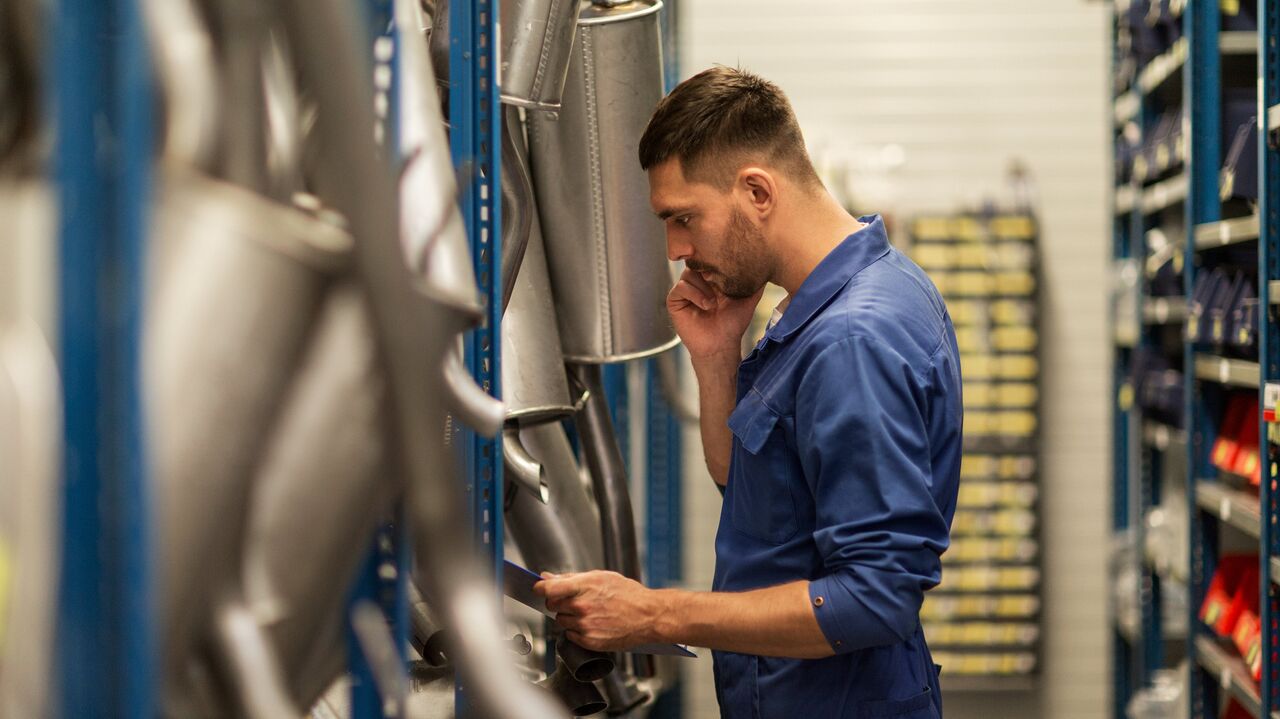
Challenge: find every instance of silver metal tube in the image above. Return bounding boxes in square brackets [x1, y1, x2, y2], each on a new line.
[567, 363, 656, 679]
[212, 602, 303, 719]
[139, 0, 219, 168]
[537, 661, 607, 717]
[500, 105, 534, 313]
[504, 428, 550, 504]
[443, 345, 506, 438]
[554, 641, 613, 683]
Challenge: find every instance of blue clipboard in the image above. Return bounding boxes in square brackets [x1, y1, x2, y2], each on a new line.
[502, 560, 697, 658]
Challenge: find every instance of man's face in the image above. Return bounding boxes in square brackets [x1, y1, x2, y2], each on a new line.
[648, 159, 773, 299]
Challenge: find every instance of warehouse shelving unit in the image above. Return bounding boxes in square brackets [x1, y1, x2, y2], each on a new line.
[1110, 1, 1279, 717]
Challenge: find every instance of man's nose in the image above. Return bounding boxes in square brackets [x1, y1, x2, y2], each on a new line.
[667, 232, 692, 262]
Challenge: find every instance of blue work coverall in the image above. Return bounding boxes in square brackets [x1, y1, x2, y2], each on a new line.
[712, 215, 962, 718]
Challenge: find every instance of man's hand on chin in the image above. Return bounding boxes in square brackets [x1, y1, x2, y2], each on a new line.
[533, 570, 670, 652]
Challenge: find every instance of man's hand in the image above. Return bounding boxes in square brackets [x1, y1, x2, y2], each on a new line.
[534, 571, 666, 652]
[667, 268, 763, 365]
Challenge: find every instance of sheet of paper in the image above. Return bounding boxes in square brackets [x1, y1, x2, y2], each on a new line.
[501, 560, 697, 658]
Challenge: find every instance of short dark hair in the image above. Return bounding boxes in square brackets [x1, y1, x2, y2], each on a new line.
[638, 66, 821, 190]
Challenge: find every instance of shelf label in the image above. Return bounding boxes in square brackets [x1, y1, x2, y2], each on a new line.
[1220, 497, 1232, 522]
[1221, 666, 1231, 690]
[1219, 360, 1230, 385]
[1264, 383, 1280, 422]
[1220, 222, 1231, 245]
[1154, 299, 1168, 323]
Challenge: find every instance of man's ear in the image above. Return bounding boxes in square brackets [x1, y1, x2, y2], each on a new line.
[739, 167, 776, 219]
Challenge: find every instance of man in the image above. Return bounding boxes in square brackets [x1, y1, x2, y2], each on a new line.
[534, 66, 961, 718]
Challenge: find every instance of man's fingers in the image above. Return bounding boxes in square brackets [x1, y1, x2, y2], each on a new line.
[668, 279, 714, 312]
[545, 595, 583, 615]
[680, 267, 718, 298]
[534, 574, 582, 600]
[555, 613, 583, 632]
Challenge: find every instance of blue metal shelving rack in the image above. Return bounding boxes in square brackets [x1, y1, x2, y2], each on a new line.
[1112, 2, 1280, 717]
[52, 0, 158, 715]
[448, 0, 504, 713]
[1260, 2, 1280, 716]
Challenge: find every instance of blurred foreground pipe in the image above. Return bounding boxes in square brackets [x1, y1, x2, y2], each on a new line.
[0, 318, 60, 719]
[146, 170, 350, 711]
[276, 0, 567, 716]
[242, 285, 389, 707]
[212, 603, 302, 719]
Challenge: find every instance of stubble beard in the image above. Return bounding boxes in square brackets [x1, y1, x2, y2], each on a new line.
[715, 207, 771, 299]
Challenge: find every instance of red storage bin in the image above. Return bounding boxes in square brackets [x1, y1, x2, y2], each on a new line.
[1200, 556, 1259, 637]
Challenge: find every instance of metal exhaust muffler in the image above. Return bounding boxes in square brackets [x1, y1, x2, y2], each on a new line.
[241, 284, 390, 709]
[526, 0, 676, 363]
[500, 110, 578, 428]
[146, 170, 351, 713]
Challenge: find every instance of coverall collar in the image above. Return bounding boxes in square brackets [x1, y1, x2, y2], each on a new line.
[765, 214, 891, 343]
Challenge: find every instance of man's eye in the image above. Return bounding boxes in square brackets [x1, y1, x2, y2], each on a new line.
[676, 215, 692, 227]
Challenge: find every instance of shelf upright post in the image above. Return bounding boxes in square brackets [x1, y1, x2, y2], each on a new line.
[1111, 8, 1137, 715]
[1186, 2, 1223, 717]
[51, 0, 157, 715]
[448, 0, 504, 713]
[344, 3, 410, 717]
[1258, 0, 1280, 713]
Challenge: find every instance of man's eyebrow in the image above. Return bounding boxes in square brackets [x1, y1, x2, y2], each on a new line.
[655, 206, 694, 221]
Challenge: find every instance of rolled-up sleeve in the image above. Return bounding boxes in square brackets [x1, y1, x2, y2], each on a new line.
[796, 335, 951, 654]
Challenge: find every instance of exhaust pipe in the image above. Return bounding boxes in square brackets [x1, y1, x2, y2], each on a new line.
[504, 429, 550, 504]
[568, 363, 655, 679]
[538, 660, 607, 717]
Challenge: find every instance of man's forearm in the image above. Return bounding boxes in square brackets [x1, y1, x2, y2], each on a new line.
[651, 582, 834, 659]
[692, 353, 739, 486]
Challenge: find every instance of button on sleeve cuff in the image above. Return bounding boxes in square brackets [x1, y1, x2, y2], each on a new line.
[807, 575, 853, 654]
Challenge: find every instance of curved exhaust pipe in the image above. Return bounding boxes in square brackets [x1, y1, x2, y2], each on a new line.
[567, 363, 641, 581]
[443, 345, 506, 438]
[500, 105, 535, 313]
[538, 660, 607, 717]
[567, 363, 655, 679]
[504, 428, 550, 504]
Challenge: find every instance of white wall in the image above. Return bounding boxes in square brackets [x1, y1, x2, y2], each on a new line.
[675, 2, 1112, 717]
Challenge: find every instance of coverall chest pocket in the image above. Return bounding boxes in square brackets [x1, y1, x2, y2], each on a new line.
[726, 390, 799, 545]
